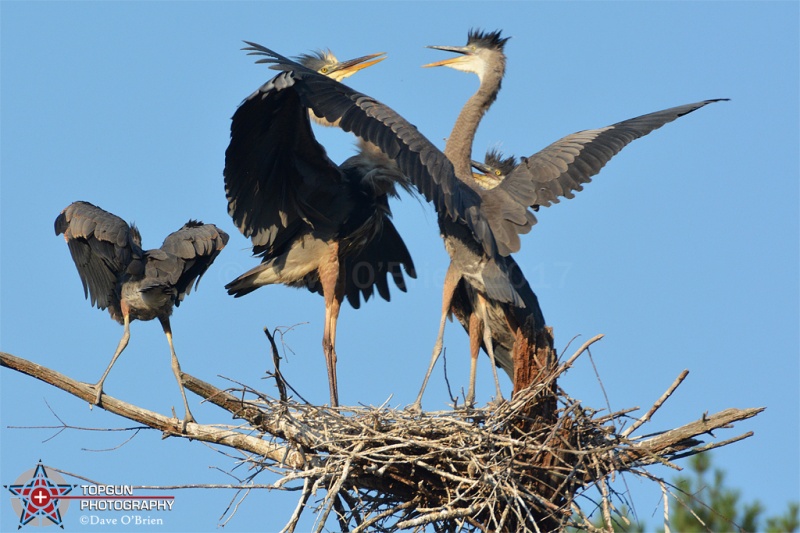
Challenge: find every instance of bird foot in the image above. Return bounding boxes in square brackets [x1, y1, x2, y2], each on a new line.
[179, 416, 194, 434]
[487, 396, 507, 410]
[172, 407, 195, 433]
[454, 402, 477, 414]
[405, 402, 424, 415]
[463, 394, 477, 410]
[86, 383, 104, 408]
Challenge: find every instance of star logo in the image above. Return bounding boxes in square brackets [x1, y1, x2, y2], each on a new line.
[5, 461, 75, 529]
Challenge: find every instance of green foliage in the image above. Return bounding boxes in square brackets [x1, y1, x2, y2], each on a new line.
[573, 453, 798, 532]
[667, 453, 763, 532]
[766, 503, 800, 533]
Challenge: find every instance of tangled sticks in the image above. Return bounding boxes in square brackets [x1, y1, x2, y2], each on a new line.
[173, 333, 762, 533]
[1, 341, 763, 532]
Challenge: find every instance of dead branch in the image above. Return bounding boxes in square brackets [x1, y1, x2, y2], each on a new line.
[621, 369, 690, 438]
[618, 407, 764, 468]
[557, 334, 605, 376]
[0, 351, 300, 466]
[264, 326, 288, 402]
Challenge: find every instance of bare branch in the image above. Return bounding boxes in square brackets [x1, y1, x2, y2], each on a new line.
[622, 370, 690, 438]
[618, 407, 765, 468]
[557, 334, 605, 376]
[264, 326, 288, 402]
[1, 351, 300, 465]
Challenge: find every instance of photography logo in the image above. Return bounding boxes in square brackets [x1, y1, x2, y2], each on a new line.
[5, 461, 75, 528]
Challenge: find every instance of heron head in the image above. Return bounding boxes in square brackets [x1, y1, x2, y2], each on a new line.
[423, 29, 509, 81]
[298, 50, 386, 128]
[483, 148, 517, 176]
[471, 149, 517, 189]
[296, 50, 387, 82]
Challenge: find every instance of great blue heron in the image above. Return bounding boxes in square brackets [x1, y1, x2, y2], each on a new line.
[412, 29, 726, 407]
[223, 49, 416, 407]
[234, 36, 724, 409]
[55, 201, 229, 430]
[412, 31, 546, 409]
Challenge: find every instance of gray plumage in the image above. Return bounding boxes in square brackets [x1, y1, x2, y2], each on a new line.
[238, 34, 543, 408]
[56, 200, 229, 429]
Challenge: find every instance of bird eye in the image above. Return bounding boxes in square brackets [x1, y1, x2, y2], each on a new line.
[495, 170, 502, 176]
[320, 66, 329, 73]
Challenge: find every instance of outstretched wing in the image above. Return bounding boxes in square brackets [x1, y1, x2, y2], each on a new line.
[54, 201, 140, 311]
[224, 71, 345, 249]
[158, 221, 229, 304]
[506, 99, 728, 208]
[241, 41, 535, 258]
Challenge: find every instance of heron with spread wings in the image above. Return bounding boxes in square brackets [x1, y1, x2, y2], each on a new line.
[232, 35, 724, 408]
[223, 49, 416, 407]
[414, 29, 726, 406]
[56, 201, 229, 430]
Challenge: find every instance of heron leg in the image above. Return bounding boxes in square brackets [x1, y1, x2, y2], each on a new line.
[320, 246, 344, 407]
[477, 295, 505, 403]
[91, 309, 131, 405]
[411, 263, 461, 410]
[159, 316, 195, 432]
[465, 312, 482, 408]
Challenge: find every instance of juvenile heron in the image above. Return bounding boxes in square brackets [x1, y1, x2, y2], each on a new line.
[224, 49, 416, 407]
[56, 201, 229, 430]
[471, 149, 518, 189]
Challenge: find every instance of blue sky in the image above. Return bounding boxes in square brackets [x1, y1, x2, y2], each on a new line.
[1, 2, 798, 531]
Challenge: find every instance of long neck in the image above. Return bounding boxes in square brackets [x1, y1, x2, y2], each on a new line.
[443, 66, 504, 179]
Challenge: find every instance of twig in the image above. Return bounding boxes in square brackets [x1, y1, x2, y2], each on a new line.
[622, 370, 689, 438]
[442, 348, 458, 406]
[667, 431, 755, 461]
[557, 334, 605, 376]
[599, 477, 613, 532]
[219, 487, 251, 527]
[316, 442, 365, 532]
[280, 477, 313, 533]
[265, 326, 288, 402]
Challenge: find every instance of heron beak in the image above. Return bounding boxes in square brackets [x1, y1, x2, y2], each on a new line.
[471, 159, 493, 174]
[334, 52, 387, 78]
[422, 45, 470, 68]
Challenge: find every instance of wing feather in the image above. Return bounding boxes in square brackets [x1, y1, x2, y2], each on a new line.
[504, 99, 728, 209]
[341, 218, 417, 309]
[159, 222, 229, 303]
[224, 75, 343, 250]
[54, 201, 139, 311]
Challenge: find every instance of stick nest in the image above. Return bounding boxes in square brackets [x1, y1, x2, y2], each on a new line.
[201, 357, 759, 533]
